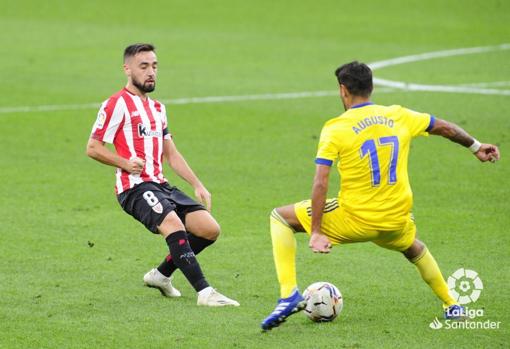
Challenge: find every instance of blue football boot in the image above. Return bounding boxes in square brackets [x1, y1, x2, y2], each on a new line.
[261, 289, 306, 331]
[444, 304, 466, 320]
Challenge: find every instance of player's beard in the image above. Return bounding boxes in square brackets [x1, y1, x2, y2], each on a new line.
[133, 77, 156, 93]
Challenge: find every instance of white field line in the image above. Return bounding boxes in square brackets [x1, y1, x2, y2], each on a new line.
[0, 88, 394, 114]
[368, 43, 510, 70]
[454, 81, 510, 88]
[373, 77, 510, 96]
[368, 43, 510, 96]
[1, 43, 509, 114]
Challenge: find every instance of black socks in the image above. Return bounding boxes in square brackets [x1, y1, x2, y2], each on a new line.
[157, 233, 215, 277]
[163, 231, 209, 292]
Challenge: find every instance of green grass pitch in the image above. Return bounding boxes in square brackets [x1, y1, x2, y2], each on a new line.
[1, 1, 509, 348]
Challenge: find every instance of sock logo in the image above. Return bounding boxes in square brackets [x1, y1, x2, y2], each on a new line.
[180, 251, 196, 264]
[447, 268, 483, 305]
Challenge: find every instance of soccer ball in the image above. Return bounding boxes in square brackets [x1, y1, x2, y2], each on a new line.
[303, 282, 343, 322]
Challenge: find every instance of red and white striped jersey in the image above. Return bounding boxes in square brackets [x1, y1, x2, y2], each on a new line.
[90, 88, 171, 194]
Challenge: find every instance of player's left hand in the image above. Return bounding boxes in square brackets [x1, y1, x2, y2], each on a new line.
[194, 184, 211, 211]
[309, 232, 332, 253]
[475, 143, 500, 163]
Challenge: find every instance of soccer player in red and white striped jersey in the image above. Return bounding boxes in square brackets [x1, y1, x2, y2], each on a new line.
[90, 85, 169, 194]
[87, 43, 239, 306]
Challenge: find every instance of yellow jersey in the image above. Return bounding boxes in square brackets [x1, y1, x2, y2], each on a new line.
[315, 102, 434, 231]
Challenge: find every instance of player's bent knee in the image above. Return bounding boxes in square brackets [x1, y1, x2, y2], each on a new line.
[204, 221, 221, 240]
[200, 214, 221, 240]
[184, 210, 220, 240]
[274, 206, 291, 221]
[273, 206, 304, 232]
[271, 208, 287, 223]
[191, 223, 220, 240]
[403, 239, 426, 261]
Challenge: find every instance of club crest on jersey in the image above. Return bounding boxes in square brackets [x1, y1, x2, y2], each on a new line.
[152, 202, 163, 214]
[138, 124, 162, 138]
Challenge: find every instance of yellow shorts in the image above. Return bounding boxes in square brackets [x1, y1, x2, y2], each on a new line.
[294, 198, 416, 251]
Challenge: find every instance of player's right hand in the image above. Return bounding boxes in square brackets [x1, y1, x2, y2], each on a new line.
[475, 144, 500, 163]
[126, 157, 145, 174]
[193, 184, 212, 212]
[309, 232, 332, 253]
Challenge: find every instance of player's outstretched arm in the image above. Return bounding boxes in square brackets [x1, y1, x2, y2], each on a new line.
[163, 138, 211, 211]
[429, 118, 500, 163]
[86, 138, 145, 174]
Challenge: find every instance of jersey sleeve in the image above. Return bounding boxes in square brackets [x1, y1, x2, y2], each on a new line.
[315, 122, 340, 166]
[90, 97, 125, 144]
[401, 107, 435, 138]
[160, 103, 172, 140]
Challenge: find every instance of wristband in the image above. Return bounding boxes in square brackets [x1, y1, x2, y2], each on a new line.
[469, 139, 481, 153]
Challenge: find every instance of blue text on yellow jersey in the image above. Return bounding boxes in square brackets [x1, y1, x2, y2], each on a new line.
[315, 102, 434, 231]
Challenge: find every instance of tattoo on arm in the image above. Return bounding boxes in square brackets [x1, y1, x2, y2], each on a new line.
[445, 123, 474, 147]
[430, 119, 474, 147]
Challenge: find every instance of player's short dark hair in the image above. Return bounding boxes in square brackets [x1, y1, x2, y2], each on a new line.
[124, 43, 156, 61]
[334, 61, 373, 97]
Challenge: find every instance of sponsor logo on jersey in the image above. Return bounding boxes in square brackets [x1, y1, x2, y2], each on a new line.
[131, 111, 140, 118]
[138, 124, 162, 138]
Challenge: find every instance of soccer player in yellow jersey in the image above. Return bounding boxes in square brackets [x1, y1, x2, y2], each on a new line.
[261, 61, 500, 330]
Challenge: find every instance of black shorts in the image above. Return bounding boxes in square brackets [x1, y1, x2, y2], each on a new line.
[117, 182, 206, 234]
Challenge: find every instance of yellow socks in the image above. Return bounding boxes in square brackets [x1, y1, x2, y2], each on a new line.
[412, 247, 456, 307]
[270, 209, 297, 298]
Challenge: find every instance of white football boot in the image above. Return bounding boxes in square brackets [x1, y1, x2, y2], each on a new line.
[143, 268, 181, 297]
[197, 287, 240, 307]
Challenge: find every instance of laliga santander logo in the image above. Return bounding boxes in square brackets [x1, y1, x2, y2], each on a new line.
[429, 268, 485, 330]
[429, 317, 443, 330]
[447, 268, 484, 305]
[428, 268, 501, 330]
